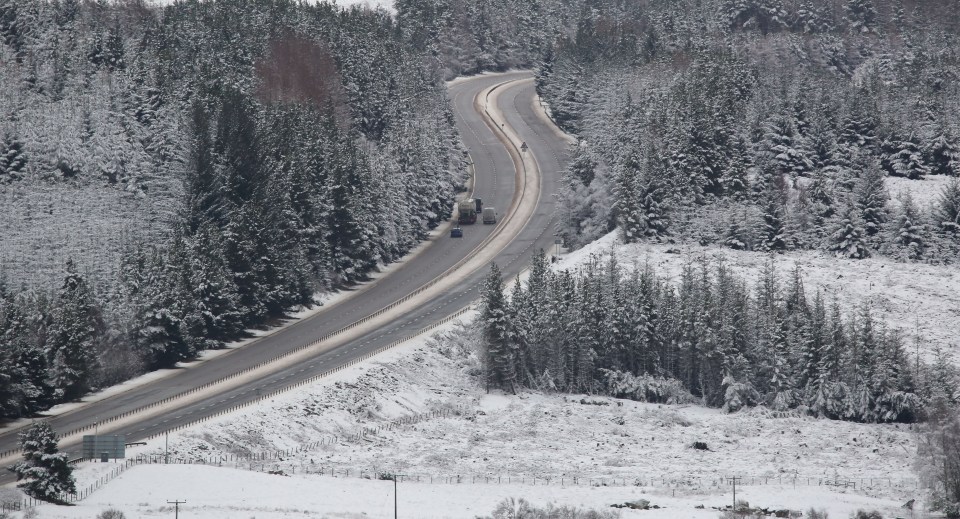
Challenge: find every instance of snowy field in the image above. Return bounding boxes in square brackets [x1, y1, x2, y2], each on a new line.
[885, 174, 956, 210]
[6, 464, 912, 519]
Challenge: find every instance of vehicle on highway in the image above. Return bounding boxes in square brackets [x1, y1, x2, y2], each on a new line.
[482, 207, 497, 224]
[458, 198, 482, 224]
[450, 226, 463, 238]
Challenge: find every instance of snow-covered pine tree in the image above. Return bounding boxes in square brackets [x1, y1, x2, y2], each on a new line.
[0, 295, 28, 417]
[129, 245, 190, 369]
[871, 329, 919, 422]
[721, 354, 760, 412]
[47, 260, 102, 401]
[757, 179, 790, 252]
[13, 421, 75, 502]
[615, 151, 644, 243]
[481, 263, 514, 392]
[934, 178, 960, 234]
[765, 113, 814, 178]
[182, 226, 243, 351]
[0, 132, 27, 183]
[893, 192, 926, 259]
[769, 314, 795, 410]
[881, 135, 930, 179]
[722, 0, 788, 34]
[829, 207, 869, 259]
[723, 211, 752, 250]
[847, 305, 879, 422]
[793, 0, 832, 33]
[722, 132, 751, 196]
[811, 299, 851, 417]
[573, 259, 604, 392]
[854, 161, 889, 237]
[845, 0, 878, 33]
[923, 125, 960, 177]
[924, 345, 959, 404]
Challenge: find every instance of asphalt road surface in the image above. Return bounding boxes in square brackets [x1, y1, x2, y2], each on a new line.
[0, 72, 570, 484]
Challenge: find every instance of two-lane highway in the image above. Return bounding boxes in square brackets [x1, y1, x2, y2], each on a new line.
[0, 72, 571, 482]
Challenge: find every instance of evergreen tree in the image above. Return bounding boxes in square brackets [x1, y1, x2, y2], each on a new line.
[893, 192, 926, 259]
[854, 161, 889, 237]
[934, 178, 960, 234]
[722, 354, 760, 412]
[0, 132, 28, 183]
[0, 296, 51, 415]
[481, 263, 514, 392]
[829, 207, 869, 259]
[757, 180, 790, 252]
[13, 421, 75, 502]
[47, 261, 101, 401]
[769, 315, 795, 410]
[845, 0, 877, 33]
[923, 126, 960, 177]
[128, 246, 190, 369]
[881, 135, 930, 179]
[765, 113, 814, 177]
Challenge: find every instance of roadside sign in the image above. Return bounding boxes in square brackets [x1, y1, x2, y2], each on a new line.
[82, 435, 126, 460]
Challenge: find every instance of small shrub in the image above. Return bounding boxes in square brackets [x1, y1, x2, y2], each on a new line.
[807, 508, 828, 519]
[692, 441, 709, 451]
[98, 509, 127, 519]
[485, 497, 620, 519]
[718, 512, 764, 519]
[852, 511, 883, 519]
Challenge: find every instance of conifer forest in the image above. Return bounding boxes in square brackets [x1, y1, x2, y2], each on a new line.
[0, 0, 466, 418]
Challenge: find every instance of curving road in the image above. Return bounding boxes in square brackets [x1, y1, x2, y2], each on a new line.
[0, 72, 571, 484]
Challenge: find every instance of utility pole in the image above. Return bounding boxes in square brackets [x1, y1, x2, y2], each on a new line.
[165, 432, 169, 464]
[726, 476, 742, 513]
[391, 473, 406, 519]
[167, 499, 185, 519]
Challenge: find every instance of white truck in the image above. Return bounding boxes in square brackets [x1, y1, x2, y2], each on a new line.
[482, 207, 497, 224]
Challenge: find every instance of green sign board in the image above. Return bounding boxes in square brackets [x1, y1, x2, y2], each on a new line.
[82, 435, 126, 460]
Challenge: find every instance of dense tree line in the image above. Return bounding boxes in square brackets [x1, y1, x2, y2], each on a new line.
[528, 0, 960, 262]
[480, 251, 958, 423]
[0, 0, 467, 419]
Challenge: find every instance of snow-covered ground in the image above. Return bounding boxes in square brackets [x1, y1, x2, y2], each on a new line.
[11, 464, 911, 519]
[885, 174, 955, 210]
